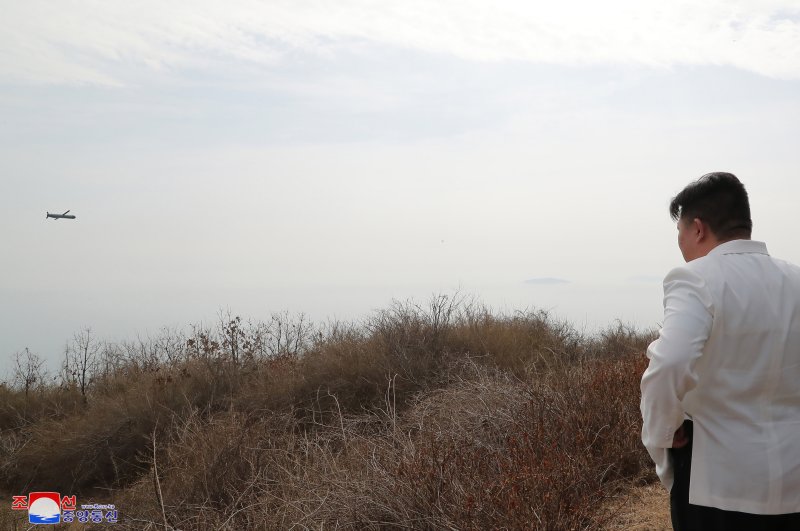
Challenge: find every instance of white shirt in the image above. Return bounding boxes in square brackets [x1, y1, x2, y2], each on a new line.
[641, 239, 800, 514]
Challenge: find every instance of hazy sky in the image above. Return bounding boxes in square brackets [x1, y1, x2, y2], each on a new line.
[2, 1, 800, 373]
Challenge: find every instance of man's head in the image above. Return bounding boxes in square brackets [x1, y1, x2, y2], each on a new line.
[670, 172, 752, 262]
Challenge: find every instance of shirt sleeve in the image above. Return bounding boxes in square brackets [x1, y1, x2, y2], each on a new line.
[640, 265, 714, 489]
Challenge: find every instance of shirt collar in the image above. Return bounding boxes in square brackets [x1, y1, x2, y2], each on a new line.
[708, 239, 769, 257]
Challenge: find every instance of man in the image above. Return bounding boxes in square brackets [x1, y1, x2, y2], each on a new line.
[640, 172, 800, 530]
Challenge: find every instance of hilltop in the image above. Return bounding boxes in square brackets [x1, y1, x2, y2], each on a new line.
[1, 295, 662, 529]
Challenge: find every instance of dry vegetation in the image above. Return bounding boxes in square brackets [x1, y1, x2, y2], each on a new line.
[1, 295, 661, 529]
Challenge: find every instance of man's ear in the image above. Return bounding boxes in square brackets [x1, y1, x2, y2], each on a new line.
[692, 218, 706, 242]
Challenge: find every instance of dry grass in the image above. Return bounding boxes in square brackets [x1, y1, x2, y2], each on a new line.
[1, 295, 661, 529]
[602, 483, 671, 530]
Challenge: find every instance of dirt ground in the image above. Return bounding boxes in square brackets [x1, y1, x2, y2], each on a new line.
[602, 483, 672, 530]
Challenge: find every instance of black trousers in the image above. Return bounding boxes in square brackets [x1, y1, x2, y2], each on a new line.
[670, 420, 800, 531]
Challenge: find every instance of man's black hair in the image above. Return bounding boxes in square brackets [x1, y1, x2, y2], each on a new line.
[670, 172, 752, 240]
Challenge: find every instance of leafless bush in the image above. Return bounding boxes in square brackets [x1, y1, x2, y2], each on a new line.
[61, 327, 101, 405]
[12, 347, 47, 399]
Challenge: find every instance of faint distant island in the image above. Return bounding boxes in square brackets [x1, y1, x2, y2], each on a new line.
[524, 277, 570, 285]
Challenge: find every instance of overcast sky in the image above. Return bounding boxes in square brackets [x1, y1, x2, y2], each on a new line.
[2, 0, 800, 373]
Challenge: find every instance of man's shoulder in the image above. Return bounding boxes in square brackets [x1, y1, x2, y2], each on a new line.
[664, 256, 715, 282]
[682, 254, 719, 276]
[662, 262, 713, 293]
[769, 254, 800, 274]
[664, 242, 800, 290]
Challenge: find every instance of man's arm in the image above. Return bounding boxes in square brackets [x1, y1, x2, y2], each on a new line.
[641, 266, 713, 487]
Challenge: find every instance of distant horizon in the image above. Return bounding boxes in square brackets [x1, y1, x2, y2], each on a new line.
[1, 279, 665, 377]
